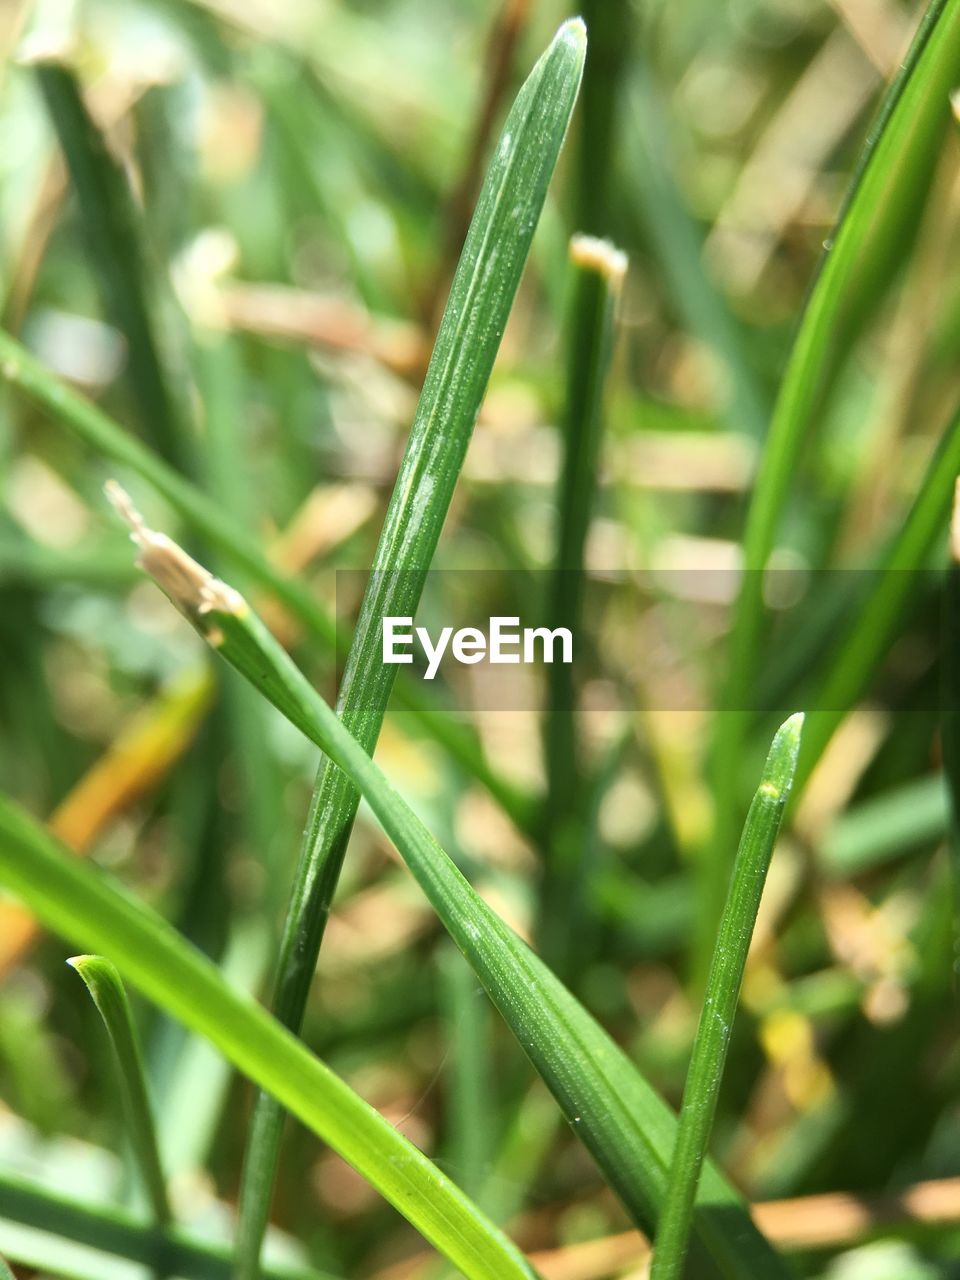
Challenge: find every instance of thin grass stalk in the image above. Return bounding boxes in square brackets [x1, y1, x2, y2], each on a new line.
[233, 23, 585, 1277]
[708, 0, 960, 976]
[650, 715, 802, 1280]
[30, 57, 193, 470]
[101, 491, 789, 1279]
[0, 1168, 330, 1280]
[0, 327, 533, 832]
[540, 234, 625, 975]
[67, 956, 171, 1228]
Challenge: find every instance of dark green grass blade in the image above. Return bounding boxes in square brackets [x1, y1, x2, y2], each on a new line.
[0, 1169, 337, 1280]
[68, 955, 171, 1227]
[108, 510, 790, 1280]
[233, 22, 585, 1277]
[540, 234, 625, 974]
[31, 56, 192, 469]
[0, 328, 533, 832]
[651, 715, 802, 1280]
[0, 802, 538, 1280]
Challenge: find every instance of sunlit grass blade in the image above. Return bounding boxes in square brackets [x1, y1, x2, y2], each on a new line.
[651, 714, 802, 1280]
[30, 55, 191, 468]
[541, 233, 625, 974]
[0, 328, 533, 832]
[712, 0, 960, 962]
[67, 954, 171, 1227]
[233, 22, 585, 1276]
[105, 497, 789, 1278]
[0, 1168, 337, 1280]
[0, 802, 538, 1280]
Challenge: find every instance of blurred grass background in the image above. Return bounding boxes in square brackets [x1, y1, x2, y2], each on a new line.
[1, 0, 960, 1277]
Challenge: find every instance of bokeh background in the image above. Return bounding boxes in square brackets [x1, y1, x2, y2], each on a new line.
[1, 1, 960, 1278]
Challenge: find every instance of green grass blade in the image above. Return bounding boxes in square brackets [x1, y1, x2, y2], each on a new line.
[541, 234, 625, 974]
[941, 484, 960, 991]
[0, 802, 538, 1280]
[798, 396, 960, 786]
[440, 942, 493, 1207]
[651, 715, 802, 1280]
[0, 1254, 12, 1280]
[233, 23, 584, 1277]
[0, 328, 533, 832]
[107, 501, 789, 1279]
[67, 954, 171, 1227]
[711, 0, 960, 960]
[0, 1169, 336, 1280]
[31, 56, 191, 469]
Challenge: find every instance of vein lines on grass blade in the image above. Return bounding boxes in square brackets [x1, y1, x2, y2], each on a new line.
[98, 492, 791, 1280]
[232, 22, 586, 1278]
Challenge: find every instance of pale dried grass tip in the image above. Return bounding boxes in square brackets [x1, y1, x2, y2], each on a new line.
[569, 234, 628, 285]
[105, 480, 247, 621]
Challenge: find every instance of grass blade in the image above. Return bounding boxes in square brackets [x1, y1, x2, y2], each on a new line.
[711, 0, 960, 958]
[67, 954, 171, 1227]
[941, 482, 960, 991]
[0, 327, 533, 832]
[30, 55, 191, 469]
[105, 494, 791, 1278]
[234, 22, 585, 1276]
[798, 394, 960, 785]
[651, 715, 803, 1280]
[541, 234, 625, 974]
[0, 1169, 337, 1280]
[0, 801, 539, 1280]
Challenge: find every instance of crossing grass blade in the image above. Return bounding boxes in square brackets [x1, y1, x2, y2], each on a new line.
[67, 955, 171, 1227]
[233, 22, 585, 1276]
[98, 496, 791, 1279]
[0, 799, 539, 1280]
[0, 327, 533, 832]
[709, 0, 960, 965]
[650, 715, 802, 1280]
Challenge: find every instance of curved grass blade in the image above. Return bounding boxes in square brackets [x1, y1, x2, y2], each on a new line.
[798, 395, 960, 786]
[651, 715, 802, 1280]
[30, 56, 192, 470]
[234, 23, 585, 1276]
[541, 234, 625, 975]
[710, 0, 960, 962]
[68, 954, 171, 1227]
[0, 803, 539, 1280]
[104, 495, 790, 1279]
[0, 328, 533, 833]
[0, 1169, 338, 1280]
